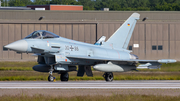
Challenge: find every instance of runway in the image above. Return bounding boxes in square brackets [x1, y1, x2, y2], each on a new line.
[0, 80, 180, 89]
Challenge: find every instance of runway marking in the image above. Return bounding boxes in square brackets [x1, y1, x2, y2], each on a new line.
[1, 87, 180, 89]
[1, 81, 180, 89]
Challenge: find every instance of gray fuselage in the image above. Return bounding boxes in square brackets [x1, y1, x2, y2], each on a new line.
[25, 37, 131, 66]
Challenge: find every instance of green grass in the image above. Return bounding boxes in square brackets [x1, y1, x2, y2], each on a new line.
[0, 62, 180, 72]
[0, 94, 180, 101]
[0, 67, 33, 71]
[0, 61, 180, 81]
[0, 71, 180, 81]
[0, 61, 36, 71]
[0, 61, 38, 67]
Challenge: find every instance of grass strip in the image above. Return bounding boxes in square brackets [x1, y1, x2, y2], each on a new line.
[1, 74, 180, 81]
[0, 61, 37, 67]
[1, 62, 180, 72]
[0, 67, 33, 71]
[1, 94, 180, 101]
[1, 71, 180, 81]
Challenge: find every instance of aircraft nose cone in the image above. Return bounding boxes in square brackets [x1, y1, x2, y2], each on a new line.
[4, 40, 28, 52]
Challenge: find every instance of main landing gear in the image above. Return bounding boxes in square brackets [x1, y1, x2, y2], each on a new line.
[48, 65, 69, 82]
[60, 72, 69, 81]
[103, 72, 113, 82]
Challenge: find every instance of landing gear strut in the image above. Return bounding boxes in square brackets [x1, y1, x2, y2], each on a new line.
[103, 72, 113, 82]
[48, 65, 54, 82]
[60, 72, 69, 81]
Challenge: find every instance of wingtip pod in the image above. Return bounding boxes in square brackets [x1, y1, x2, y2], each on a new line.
[130, 12, 140, 20]
[158, 59, 177, 63]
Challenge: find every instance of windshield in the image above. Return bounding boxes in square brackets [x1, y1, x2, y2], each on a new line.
[24, 30, 59, 39]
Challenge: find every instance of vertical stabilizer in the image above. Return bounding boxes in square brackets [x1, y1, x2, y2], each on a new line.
[105, 13, 140, 49]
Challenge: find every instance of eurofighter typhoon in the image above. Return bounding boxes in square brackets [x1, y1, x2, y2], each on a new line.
[4, 13, 176, 82]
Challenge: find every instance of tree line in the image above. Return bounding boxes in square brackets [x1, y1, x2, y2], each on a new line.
[1, 0, 180, 11]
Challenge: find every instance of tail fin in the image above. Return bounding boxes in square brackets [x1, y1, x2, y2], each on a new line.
[105, 13, 140, 49]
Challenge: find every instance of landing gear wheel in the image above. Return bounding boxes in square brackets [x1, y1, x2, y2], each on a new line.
[48, 75, 54, 82]
[104, 72, 113, 82]
[60, 72, 69, 81]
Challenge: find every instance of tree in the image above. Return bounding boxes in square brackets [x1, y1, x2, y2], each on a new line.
[8, 0, 32, 6]
[149, 0, 159, 7]
[50, 0, 61, 4]
[4, 0, 180, 11]
[34, 0, 48, 5]
[110, 3, 121, 10]
[79, 0, 95, 10]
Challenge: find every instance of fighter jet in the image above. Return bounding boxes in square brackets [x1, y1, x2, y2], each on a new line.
[4, 13, 176, 82]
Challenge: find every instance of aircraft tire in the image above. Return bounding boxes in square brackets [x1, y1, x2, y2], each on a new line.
[104, 72, 113, 82]
[48, 75, 54, 82]
[60, 72, 69, 81]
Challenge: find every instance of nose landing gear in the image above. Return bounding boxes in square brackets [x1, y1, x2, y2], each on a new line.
[48, 75, 54, 82]
[48, 65, 55, 82]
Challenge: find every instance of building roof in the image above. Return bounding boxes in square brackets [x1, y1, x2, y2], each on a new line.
[0, 7, 32, 10]
[0, 11, 180, 21]
[27, 4, 83, 6]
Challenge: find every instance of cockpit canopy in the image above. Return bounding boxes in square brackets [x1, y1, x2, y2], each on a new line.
[24, 30, 59, 39]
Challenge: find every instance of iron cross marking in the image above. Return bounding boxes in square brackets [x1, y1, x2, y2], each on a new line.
[70, 45, 74, 51]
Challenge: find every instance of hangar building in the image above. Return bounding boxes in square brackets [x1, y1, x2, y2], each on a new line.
[0, 11, 179, 61]
[27, 5, 83, 11]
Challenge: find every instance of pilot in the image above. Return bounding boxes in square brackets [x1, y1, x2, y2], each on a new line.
[42, 31, 54, 38]
[32, 32, 41, 39]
